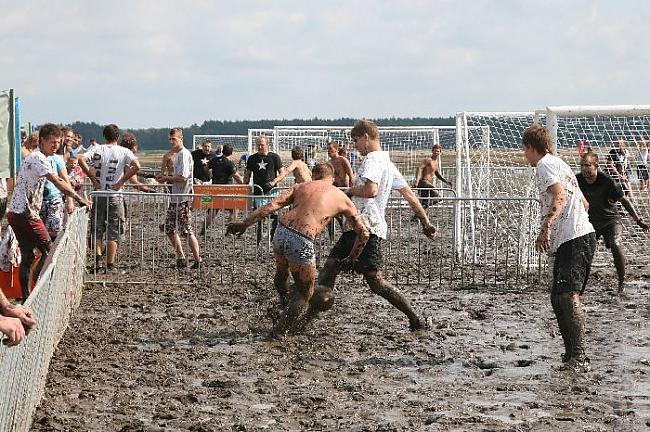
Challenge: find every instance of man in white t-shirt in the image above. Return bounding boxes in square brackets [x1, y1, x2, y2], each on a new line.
[308, 120, 437, 331]
[156, 128, 201, 269]
[522, 123, 596, 372]
[7, 123, 91, 300]
[80, 124, 140, 273]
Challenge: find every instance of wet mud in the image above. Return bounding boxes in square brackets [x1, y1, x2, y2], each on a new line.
[31, 263, 649, 431]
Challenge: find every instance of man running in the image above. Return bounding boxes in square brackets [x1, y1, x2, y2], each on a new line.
[227, 163, 369, 337]
[309, 120, 437, 332]
[576, 152, 649, 293]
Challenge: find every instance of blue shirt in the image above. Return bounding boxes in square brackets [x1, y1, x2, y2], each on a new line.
[42, 155, 65, 201]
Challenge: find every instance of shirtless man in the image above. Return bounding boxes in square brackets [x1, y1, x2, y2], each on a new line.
[272, 146, 312, 185]
[414, 144, 452, 208]
[227, 163, 369, 338]
[327, 141, 355, 187]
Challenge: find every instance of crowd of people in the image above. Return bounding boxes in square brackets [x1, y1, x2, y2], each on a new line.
[1, 120, 647, 377]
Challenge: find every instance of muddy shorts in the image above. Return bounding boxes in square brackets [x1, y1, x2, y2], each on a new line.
[7, 212, 51, 252]
[91, 195, 125, 242]
[595, 221, 623, 250]
[637, 164, 649, 181]
[328, 231, 383, 274]
[272, 223, 315, 265]
[549, 232, 596, 295]
[417, 180, 440, 208]
[40, 196, 65, 234]
[164, 201, 194, 237]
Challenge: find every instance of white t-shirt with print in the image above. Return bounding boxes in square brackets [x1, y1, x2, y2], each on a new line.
[170, 148, 193, 203]
[535, 153, 594, 254]
[345, 150, 408, 239]
[84, 144, 137, 192]
[8, 150, 53, 219]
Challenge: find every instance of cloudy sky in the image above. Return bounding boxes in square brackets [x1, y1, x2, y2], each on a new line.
[1, 1, 648, 128]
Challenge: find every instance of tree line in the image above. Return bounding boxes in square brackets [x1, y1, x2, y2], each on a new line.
[66, 117, 454, 151]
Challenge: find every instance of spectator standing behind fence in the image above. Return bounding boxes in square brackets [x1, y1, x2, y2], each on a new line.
[118, 133, 154, 193]
[40, 150, 75, 240]
[0, 290, 36, 346]
[227, 163, 369, 338]
[576, 152, 649, 293]
[66, 156, 85, 193]
[21, 133, 38, 160]
[607, 138, 633, 197]
[413, 143, 452, 210]
[522, 123, 596, 372]
[272, 146, 312, 185]
[8, 124, 91, 300]
[244, 135, 286, 241]
[306, 120, 437, 332]
[636, 136, 649, 191]
[79, 124, 140, 273]
[191, 140, 215, 184]
[156, 128, 202, 269]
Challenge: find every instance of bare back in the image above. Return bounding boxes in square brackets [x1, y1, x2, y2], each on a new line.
[289, 160, 312, 184]
[281, 179, 355, 238]
[329, 155, 353, 187]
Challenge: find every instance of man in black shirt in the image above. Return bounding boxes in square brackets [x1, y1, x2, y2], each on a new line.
[209, 144, 243, 185]
[244, 135, 286, 242]
[577, 152, 648, 293]
[191, 140, 216, 183]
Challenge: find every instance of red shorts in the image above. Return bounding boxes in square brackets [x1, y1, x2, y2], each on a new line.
[7, 212, 51, 252]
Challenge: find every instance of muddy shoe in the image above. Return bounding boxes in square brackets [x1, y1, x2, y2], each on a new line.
[176, 258, 188, 269]
[409, 316, 433, 331]
[618, 281, 626, 294]
[560, 355, 591, 373]
[190, 260, 202, 270]
[105, 263, 121, 274]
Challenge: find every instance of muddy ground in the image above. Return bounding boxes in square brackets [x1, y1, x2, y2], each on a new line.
[31, 261, 649, 431]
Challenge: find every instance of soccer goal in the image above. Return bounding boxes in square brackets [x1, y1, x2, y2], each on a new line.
[191, 134, 248, 152]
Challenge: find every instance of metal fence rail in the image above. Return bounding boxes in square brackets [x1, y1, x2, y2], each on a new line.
[0, 209, 88, 432]
[86, 191, 545, 291]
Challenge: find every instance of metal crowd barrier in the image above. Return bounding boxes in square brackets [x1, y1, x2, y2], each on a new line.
[0, 208, 88, 432]
[85, 189, 544, 291]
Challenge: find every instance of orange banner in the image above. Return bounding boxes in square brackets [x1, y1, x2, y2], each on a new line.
[192, 184, 251, 210]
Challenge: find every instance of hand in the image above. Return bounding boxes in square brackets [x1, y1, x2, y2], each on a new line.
[155, 173, 166, 183]
[90, 177, 101, 190]
[0, 316, 25, 347]
[65, 200, 75, 214]
[421, 223, 436, 240]
[226, 222, 247, 237]
[535, 225, 551, 253]
[1, 304, 36, 332]
[445, 180, 453, 187]
[637, 218, 649, 231]
[345, 188, 354, 198]
[78, 197, 92, 211]
[110, 180, 124, 191]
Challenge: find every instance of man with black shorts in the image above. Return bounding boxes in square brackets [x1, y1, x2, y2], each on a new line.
[8, 124, 91, 299]
[522, 124, 596, 372]
[80, 124, 140, 272]
[413, 143, 452, 209]
[308, 120, 437, 332]
[577, 152, 648, 293]
[227, 163, 368, 338]
[244, 135, 286, 241]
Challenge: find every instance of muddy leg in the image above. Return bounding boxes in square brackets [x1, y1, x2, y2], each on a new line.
[551, 293, 571, 362]
[553, 292, 589, 371]
[273, 252, 290, 307]
[364, 270, 426, 331]
[272, 263, 315, 338]
[610, 241, 626, 292]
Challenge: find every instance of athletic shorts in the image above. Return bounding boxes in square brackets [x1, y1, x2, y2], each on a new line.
[417, 179, 440, 207]
[549, 232, 596, 295]
[637, 164, 649, 181]
[91, 195, 125, 242]
[164, 201, 194, 236]
[7, 212, 51, 252]
[40, 196, 65, 234]
[595, 221, 623, 250]
[328, 231, 383, 274]
[272, 223, 315, 265]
